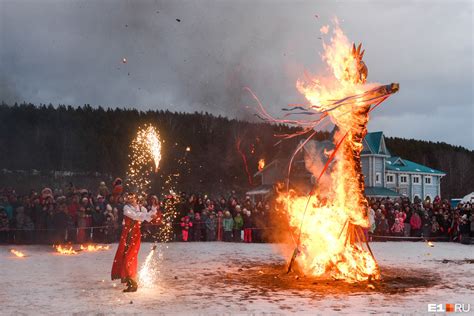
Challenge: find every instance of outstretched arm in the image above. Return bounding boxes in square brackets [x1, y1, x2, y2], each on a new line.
[124, 205, 156, 222]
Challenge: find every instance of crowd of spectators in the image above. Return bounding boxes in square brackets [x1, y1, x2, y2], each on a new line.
[0, 180, 472, 245]
[368, 196, 473, 244]
[0, 179, 271, 244]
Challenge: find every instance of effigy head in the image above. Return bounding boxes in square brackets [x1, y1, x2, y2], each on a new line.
[352, 43, 368, 84]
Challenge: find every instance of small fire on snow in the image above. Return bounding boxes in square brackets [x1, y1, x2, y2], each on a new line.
[10, 249, 26, 257]
[54, 245, 78, 255]
[427, 241, 434, 247]
[80, 244, 110, 252]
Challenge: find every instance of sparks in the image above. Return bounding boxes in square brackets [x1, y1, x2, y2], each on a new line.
[138, 245, 163, 288]
[127, 124, 162, 195]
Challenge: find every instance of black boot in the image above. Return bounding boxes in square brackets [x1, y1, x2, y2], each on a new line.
[123, 278, 138, 292]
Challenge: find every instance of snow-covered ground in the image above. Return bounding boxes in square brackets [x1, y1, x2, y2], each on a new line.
[1, 242, 472, 315]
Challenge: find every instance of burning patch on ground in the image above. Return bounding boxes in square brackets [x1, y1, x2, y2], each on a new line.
[213, 261, 439, 296]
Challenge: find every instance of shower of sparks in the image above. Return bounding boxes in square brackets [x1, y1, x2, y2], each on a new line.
[138, 244, 164, 288]
[127, 124, 162, 196]
[10, 249, 26, 257]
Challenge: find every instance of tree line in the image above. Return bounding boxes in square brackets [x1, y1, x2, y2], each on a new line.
[0, 103, 472, 198]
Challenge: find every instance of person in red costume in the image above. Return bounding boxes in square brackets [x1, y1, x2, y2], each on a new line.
[111, 192, 156, 292]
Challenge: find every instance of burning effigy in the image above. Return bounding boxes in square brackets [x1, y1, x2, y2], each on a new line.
[250, 19, 399, 282]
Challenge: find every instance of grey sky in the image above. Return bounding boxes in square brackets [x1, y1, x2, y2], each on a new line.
[1, 0, 472, 148]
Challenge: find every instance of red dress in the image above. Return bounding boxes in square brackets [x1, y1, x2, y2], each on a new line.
[111, 204, 155, 282]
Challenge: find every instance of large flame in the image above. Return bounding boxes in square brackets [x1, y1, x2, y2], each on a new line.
[280, 19, 387, 282]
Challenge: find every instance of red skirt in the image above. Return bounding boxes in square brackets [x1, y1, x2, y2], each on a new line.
[111, 217, 141, 282]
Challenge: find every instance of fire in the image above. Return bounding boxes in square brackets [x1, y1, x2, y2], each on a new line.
[54, 245, 77, 255]
[427, 241, 434, 247]
[10, 249, 25, 257]
[128, 124, 162, 194]
[80, 244, 110, 251]
[277, 19, 398, 282]
[258, 158, 265, 171]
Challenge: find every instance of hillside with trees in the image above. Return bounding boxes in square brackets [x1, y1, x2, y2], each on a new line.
[0, 103, 472, 198]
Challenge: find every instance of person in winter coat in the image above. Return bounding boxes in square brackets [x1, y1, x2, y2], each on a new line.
[431, 217, 441, 237]
[403, 206, 412, 237]
[216, 210, 224, 241]
[77, 206, 88, 244]
[52, 204, 70, 244]
[92, 202, 105, 242]
[222, 211, 234, 242]
[200, 210, 209, 241]
[15, 206, 35, 243]
[0, 208, 9, 243]
[111, 178, 123, 204]
[180, 216, 192, 242]
[368, 208, 376, 234]
[410, 212, 422, 237]
[193, 212, 202, 241]
[233, 211, 244, 242]
[421, 213, 432, 237]
[375, 215, 389, 235]
[205, 212, 217, 241]
[243, 210, 253, 243]
[98, 181, 110, 198]
[390, 218, 404, 236]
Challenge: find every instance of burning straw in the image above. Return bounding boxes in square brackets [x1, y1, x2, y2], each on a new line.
[10, 249, 26, 258]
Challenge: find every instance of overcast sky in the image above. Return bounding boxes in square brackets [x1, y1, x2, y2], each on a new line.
[0, 0, 472, 148]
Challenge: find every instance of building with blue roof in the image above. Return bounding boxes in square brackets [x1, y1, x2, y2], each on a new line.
[361, 131, 445, 201]
[250, 131, 446, 202]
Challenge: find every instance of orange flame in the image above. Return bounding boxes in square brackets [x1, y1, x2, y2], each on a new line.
[80, 244, 110, 251]
[54, 245, 77, 255]
[281, 19, 381, 282]
[258, 158, 265, 171]
[10, 249, 25, 257]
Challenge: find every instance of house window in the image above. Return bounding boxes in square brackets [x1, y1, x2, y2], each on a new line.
[375, 172, 381, 184]
[400, 175, 408, 184]
[412, 175, 421, 184]
[425, 176, 432, 185]
[386, 174, 395, 184]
